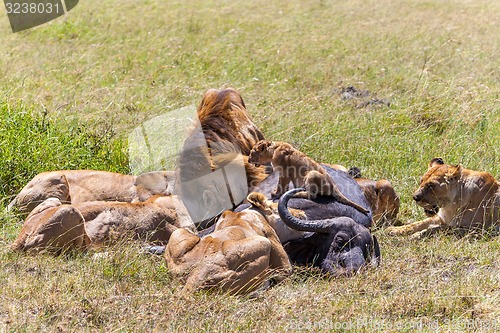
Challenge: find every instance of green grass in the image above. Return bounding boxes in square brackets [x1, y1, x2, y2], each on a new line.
[0, 0, 499, 331]
[0, 101, 128, 203]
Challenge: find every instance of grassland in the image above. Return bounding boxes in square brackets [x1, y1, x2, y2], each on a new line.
[0, 0, 499, 331]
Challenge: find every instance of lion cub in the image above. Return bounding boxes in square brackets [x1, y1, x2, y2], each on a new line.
[248, 140, 369, 215]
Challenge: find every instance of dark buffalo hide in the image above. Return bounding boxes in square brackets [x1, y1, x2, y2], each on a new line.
[251, 165, 373, 228]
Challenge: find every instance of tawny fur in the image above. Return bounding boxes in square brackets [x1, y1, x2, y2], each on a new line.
[164, 193, 292, 295]
[177, 88, 268, 191]
[10, 198, 90, 253]
[322, 163, 348, 173]
[348, 167, 400, 227]
[248, 140, 369, 214]
[246, 191, 308, 243]
[11, 195, 195, 253]
[79, 195, 195, 246]
[387, 158, 500, 237]
[8, 170, 173, 215]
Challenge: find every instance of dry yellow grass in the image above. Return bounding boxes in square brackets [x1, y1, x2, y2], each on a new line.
[0, 0, 499, 331]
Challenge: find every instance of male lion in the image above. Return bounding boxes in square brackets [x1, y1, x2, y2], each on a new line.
[164, 199, 292, 295]
[248, 140, 369, 215]
[175, 88, 268, 227]
[387, 158, 500, 237]
[177, 88, 267, 190]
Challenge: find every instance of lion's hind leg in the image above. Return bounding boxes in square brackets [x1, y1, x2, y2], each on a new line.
[184, 236, 272, 294]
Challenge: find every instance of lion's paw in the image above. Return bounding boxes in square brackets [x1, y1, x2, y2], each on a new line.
[386, 226, 412, 236]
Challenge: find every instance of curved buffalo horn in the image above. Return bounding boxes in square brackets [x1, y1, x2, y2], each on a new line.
[371, 235, 381, 267]
[278, 187, 354, 233]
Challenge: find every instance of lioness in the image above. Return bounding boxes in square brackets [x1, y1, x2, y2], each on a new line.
[10, 198, 89, 253]
[8, 170, 173, 215]
[248, 140, 369, 214]
[80, 195, 194, 246]
[387, 158, 500, 236]
[164, 193, 292, 295]
[11, 195, 195, 253]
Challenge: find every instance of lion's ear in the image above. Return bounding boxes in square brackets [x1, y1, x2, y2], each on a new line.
[445, 165, 462, 181]
[246, 192, 272, 214]
[429, 157, 445, 168]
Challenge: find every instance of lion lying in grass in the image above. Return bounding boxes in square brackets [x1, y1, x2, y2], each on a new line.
[8, 170, 174, 215]
[10, 198, 90, 253]
[164, 192, 294, 295]
[11, 195, 194, 253]
[387, 158, 500, 237]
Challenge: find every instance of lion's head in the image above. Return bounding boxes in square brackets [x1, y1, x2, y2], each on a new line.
[175, 88, 267, 226]
[248, 140, 274, 166]
[412, 158, 462, 216]
[197, 88, 264, 156]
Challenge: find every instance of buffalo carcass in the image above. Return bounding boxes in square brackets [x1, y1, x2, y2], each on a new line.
[251, 164, 373, 228]
[250, 165, 379, 275]
[278, 187, 380, 275]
